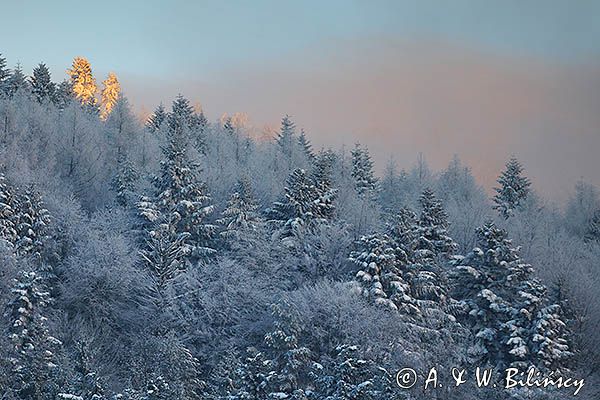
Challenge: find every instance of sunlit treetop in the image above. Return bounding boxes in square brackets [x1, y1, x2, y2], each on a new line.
[100, 72, 121, 120]
[66, 56, 97, 106]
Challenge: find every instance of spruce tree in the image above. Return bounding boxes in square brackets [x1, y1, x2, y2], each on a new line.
[112, 153, 138, 207]
[0, 173, 18, 245]
[5, 63, 29, 97]
[14, 184, 52, 260]
[217, 177, 261, 239]
[146, 103, 167, 134]
[0, 53, 9, 94]
[30, 63, 55, 103]
[350, 143, 378, 197]
[5, 270, 63, 398]
[585, 209, 600, 242]
[53, 80, 74, 109]
[297, 129, 314, 160]
[493, 157, 531, 219]
[310, 150, 337, 220]
[276, 114, 296, 160]
[416, 188, 458, 257]
[350, 233, 419, 314]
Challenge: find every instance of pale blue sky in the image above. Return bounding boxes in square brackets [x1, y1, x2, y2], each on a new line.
[1, 0, 600, 79]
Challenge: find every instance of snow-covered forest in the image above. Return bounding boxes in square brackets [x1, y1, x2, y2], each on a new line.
[0, 54, 599, 400]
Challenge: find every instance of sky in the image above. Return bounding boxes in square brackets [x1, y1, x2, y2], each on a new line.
[1, 0, 600, 202]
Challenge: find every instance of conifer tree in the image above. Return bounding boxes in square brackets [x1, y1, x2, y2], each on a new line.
[0, 53, 10, 94]
[30, 63, 55, 103]
[351, 233, 419, 314]
[217, 177, 261, 238]
[53, 79, 74, 109]
[297, 129, 314, 160]
[350, 143, 378, 197]
[493, 157, 531, 219]
[276, 114, 296, 160]
[146, 103, 167, 134]
[100, 72, 121, 120]
[5, 270, 63, 398]
[310, 150, 337, 220]
[416, 188, 458, 257]
[5, 63, 29, 97]
[450, 221, 571, 370]
[585, 209, 600, 242]
[112, 153, 139, 207]
[14, 184, 52, 260]
[66, 57, 97, 107]
[0, 173, 19, 245]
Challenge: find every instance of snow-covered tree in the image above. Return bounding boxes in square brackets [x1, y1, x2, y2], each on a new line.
[297, 129, 314, 160]
[585, 209, 600, 242]
[350, 233, 418, 314]
[30, 63, 55, 103]
[53, 79, 74, 109]
[146, 103, 167, 134]
[450, 221, 571, 370]
[416, 188, 458, 257]
[67, 57, 97, 107]
[0, 173, 19, 245]
[5, 270, 63, 398]
[276, 114, 296, 160]
[350, 143, 378, 197]
[0, 53, 10, 94]
[5, 63, 29, 97]
[14, 184, 52, 259]
[112, 152, 138, 207]
[217, 177, 261, 239]
[100, 72, 120, 120]
[493, 157, 531, 219]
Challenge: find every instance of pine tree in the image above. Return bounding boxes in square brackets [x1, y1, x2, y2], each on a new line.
[351, 143, 378, 197]
[0, 53, 10, 94]
[450, 221, 571, 370]
[5, 63, 29, 97]
[14, 184, 52, 260]
[493, 157, 531, 219]
[5, 270, 63, 398]
[112, 153, 138, 207]
[0, 173, 19, 245]
[140, 219, 190, 304]
[350, 233, 418, 314]
[66, 57, 97, 107]
[297, 129, 314, 160]
[53, 79, 74, 109]
[146, 103, 167, 134]
[100, 72, 121, 120]
[310, 150, 337, 220]
[217, 177, 261, 239]
[263, 301, 313, 398]
[30, 63, 55, 103]
[140, 96, 215, 260]
[276, 114, 296, 160]
[268, 168, 327, 243]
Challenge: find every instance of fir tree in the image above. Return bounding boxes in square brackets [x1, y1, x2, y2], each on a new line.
[0, 173, 19, 245]
[416, 188, 458, 257]
[0, 53, 10, 94]
[297, 129, 314, 160]
[100, 72, 121, 120]
[5, 63, 29, 97]
[276, 114, 296, 160]
[14, 184, 52, 260]
[30, 63, 55, 103]
[350, 233, 418, 314]
[493, 157, 531, 219]
[5, 270, 63, 398]
[112, 153, 138, 207]
[146, 103, 167, 134]
[67, 57, 97, 107]
[310, 150, 338, 221]
[350, 143, 378, 197]
[217, 177, 261, 239]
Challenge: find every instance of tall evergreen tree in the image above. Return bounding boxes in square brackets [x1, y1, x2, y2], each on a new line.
[0, 53, 10, 94]
[217, 177, 261, 239]
[112, 153, 139, 207]
[493, 157, 531, 219]
[30, 63, 55, 103]
[350, 143, 378, 197]
[276, 114, 296, 160]
[146, 103, 167, 134]
[0, 173, 19, 245]
[310, 150, 337, 220]
[53, 79, 74, 109]
[14, 184, 52, 260]
[5, 63, 29, 97]
[297, 129, 314, 160]
[450, 221, 571, 370]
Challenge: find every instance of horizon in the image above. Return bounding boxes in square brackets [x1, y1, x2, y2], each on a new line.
[2, 0, 599, 202]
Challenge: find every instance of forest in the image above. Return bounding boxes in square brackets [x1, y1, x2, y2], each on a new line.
[0, 54, 599, 399]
